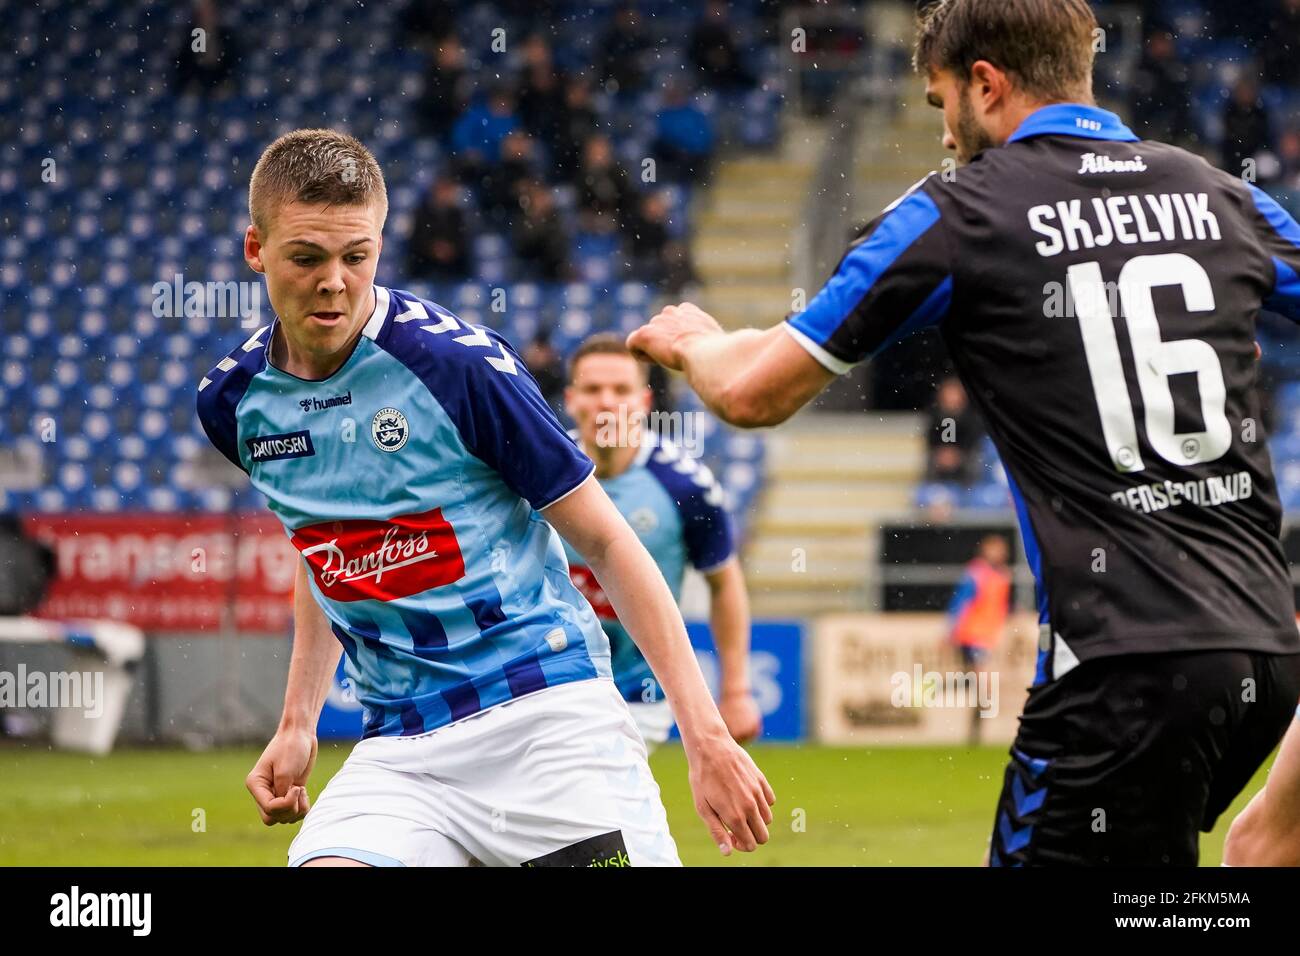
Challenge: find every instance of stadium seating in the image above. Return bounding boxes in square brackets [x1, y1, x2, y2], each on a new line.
[0, 0, 782, 534]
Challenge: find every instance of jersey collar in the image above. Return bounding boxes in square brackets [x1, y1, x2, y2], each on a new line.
[263, 285, 390, 382]
[1007, 104, 1138, 145]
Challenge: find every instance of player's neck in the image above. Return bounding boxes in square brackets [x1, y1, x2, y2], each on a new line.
[586, 435, 640, 479]
[272, 309, 369, 380]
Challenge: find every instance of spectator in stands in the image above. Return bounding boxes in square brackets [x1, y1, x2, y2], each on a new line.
[451, 88, 520, 168]
[405, 175, 472, 283]
[173, 0, 240, 96]
[929, 445, 967, 484]
[1223, 78, 1274, 177]
[1264, 0, 1300, 87]
[517, 34, 567, 145]
[654, 81, 716, 184]
[511, 180, 572, 281]
[1130, 28, 1192, 147]
[599, 5, 651, 95]
[417, 35, 471, 141]
[947, 534, 1012, 746]
[574, 134, 638, 236]
[629, 191, 698, 293]
[400, 0, 457, 48]
[690, 0, 755, 92]
[551, 77, 599, 178]
[628, 191, 671, 281]
[660, 239, 699, 295]
[1277, 129, 1300, 189]
[499, 0, 557, 19]
[523, 330, 566, 414]
[926, 377, 981, 484]
[479, 130, 540, 227]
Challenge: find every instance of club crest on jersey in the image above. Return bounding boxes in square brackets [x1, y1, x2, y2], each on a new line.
[371, 407, 409, 453]
[245, 429, 315, 463]
[629, 507, 659, 535]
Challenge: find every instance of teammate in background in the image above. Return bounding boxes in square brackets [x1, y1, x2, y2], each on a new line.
[196, 129, 773, 867]
[562, 333, 761, 752]
[1224, 717, 1300, 865]
[628, 0, 1300, 865]
[946, 534, 1011, 746]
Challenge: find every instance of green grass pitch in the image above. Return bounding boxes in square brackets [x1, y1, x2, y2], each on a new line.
[0, 742, 1265, 866]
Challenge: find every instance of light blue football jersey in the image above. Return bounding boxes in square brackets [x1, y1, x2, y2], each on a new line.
[196, 285, 609, 737]
[562, 430, 734, 702]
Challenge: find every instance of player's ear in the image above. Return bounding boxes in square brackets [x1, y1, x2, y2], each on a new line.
[244, 223, 266, 274]
[968, 60, 1003, 107]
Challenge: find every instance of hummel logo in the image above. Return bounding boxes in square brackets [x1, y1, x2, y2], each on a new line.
[298, 391, 353, 412]
[1078, 152, 1147, 174]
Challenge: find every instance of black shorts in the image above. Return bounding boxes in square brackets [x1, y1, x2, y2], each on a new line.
[989, 649, 1300, 866]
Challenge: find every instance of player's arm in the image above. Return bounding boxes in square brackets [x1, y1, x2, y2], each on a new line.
[1224, 713, 1300, 866]
[245, 558, 342, 826]
[676, 466, 760, 743]
[1247, 185, 1300, 322]
[628, 184, 952, 426]
[627, 308, 834, 428]
[544, 478, 775, 855]
[195, 366, 333, 825]
[703, 558, 761, 742]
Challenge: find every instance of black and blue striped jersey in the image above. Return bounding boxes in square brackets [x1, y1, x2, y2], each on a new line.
[786, 103, 1300, 681]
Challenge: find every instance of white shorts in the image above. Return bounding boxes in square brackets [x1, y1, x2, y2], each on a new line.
[288, 677, 681, 867]
[628, 699, 676, 752]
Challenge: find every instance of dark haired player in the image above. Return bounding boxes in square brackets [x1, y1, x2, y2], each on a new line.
[628, 0, 1300, 865]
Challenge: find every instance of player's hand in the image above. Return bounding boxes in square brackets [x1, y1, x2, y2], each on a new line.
[719, 690, 762, 744]
[626, 302, 724, 371]
[246, 727, 318, 826]
[686, 731, 775, 856]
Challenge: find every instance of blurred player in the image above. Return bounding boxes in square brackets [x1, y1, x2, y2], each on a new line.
[628, 0, 1300, 865]
[196, 129, 773, 866]
[1224, 714, 1300, 865]
[947, 534, 1011, 746]
[562, 333, 761, 752]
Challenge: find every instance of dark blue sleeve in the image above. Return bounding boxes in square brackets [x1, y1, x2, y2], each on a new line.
[1249, 185, 1300, 323]
[681, 472, 735, 573]
[459, 332, 595, 509]
[785, 183, 953, 373]
[195, 344, 261, 473]
[647, 442, 735, 572]
[380, 302, 594, 510]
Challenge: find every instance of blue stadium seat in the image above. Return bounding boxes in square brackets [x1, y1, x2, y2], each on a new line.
[0, 0, 780, 525]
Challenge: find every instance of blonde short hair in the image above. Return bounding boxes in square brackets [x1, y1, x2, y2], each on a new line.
[248, 128, 388, 236]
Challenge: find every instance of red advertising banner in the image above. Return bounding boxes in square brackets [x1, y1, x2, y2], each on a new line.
[23, 513, 297, 633]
